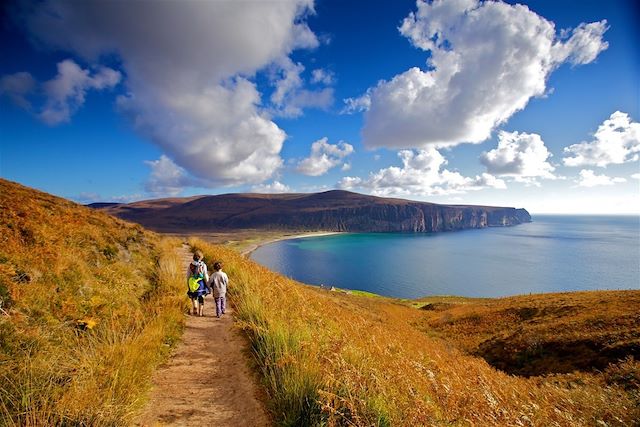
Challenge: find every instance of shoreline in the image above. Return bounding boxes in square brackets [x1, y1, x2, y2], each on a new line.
[241, 231, 344, 257]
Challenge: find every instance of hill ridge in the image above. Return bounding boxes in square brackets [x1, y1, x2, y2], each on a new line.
[92, 190, 531, 233]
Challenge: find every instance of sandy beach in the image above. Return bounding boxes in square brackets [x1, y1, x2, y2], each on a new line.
[241, 231, 344, 257]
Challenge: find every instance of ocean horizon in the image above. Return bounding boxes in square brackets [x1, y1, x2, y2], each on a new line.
[251, 215, 640, 299]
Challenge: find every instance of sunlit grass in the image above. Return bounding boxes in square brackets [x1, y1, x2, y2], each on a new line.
[0, 179, 187, 425]
[2, 177, 636, 426]
[191, 236, 639, 426]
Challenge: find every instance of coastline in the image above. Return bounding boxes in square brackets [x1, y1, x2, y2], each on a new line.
[241, 231, 344, 257]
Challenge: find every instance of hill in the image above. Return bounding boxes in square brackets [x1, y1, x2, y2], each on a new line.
[92, 190, 531, 233]
[0, 179, 185, 424]
[3, 179, 637, 426]
[413, 292, 640, 377]
[191, 238, 639, 426]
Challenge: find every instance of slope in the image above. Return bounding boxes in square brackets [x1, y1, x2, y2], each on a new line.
[0, 179, 186, 425]
[191, 237, 639, 426]
[414, 292, 640, 377]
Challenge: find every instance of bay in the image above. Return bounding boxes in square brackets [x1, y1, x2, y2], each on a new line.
[250, 215, 640, 298]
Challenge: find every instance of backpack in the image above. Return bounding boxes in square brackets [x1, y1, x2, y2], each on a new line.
[188, 276, 202, 292]
[188, 261, 205, 292]
[189, 261, 204, 278]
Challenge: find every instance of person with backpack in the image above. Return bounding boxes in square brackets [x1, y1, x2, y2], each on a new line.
[209, 261, 228, 318]
[186, 250, 210, 316]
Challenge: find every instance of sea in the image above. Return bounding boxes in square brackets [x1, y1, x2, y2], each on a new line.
[250, 215, 640, 299]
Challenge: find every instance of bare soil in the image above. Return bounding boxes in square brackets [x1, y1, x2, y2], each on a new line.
[134, 246, 271, 426]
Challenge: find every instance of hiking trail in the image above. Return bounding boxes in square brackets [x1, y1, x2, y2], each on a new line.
[135, 244, 271, 426]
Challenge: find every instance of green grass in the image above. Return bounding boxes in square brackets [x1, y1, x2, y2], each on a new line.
[346, 289, 383, 298]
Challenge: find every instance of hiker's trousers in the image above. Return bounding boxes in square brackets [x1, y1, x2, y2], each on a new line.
[215, 296, 226, 317]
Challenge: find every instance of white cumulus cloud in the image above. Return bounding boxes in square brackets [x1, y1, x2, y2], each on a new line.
[144, 155, 193, 197]
[40, 59, 121, 125]
[481, 131, 555, 182]
[563, 111, 640, 167]
[270, 58, 305, 107]
[553, 22, 613, 65]
[575, 169, 626, 187]
[341, 90, 372, 114]
[20, 0, 318, 186]
[296, 137, 354, 176]
[357, 0, 608, 149]
[311, 68, 335, 85]
[251, 181, 292, 193]
[269, 58, 334, 118]
[338, 147, 506, 197]
[0, 60, 121, 124]
[75, 192, 144, 204]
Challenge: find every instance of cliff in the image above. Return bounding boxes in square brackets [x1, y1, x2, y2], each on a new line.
[93, 190, 531, 233]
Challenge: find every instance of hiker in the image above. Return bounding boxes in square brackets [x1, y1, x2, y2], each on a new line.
[209, 261, 228, 318]
[186, 251, 210, 316]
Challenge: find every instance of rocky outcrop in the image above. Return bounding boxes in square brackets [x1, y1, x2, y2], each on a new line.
[95, 190, 531, 233]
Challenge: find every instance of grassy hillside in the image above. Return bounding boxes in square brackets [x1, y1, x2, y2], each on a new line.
[192, 238, 639, 426]
[414, 292, 640, 377]
[0, 179, 186, 425]
[2, 178, 637, 426]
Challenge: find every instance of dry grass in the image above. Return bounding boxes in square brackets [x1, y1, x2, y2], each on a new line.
[414, 291, 640, 376]
[3, 177, 636, 426]
[191, 237, 638, 426]
[0, 179, 187, 425]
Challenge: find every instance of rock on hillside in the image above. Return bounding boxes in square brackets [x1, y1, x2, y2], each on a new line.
[93, 190, 531, 233]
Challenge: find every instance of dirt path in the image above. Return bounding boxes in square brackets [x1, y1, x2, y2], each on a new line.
[135, 245, 271, 426]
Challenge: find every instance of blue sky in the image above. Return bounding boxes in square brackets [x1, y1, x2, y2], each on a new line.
[1, 0, 638, 214]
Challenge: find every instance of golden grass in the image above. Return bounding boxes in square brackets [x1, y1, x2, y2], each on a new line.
[191, 236, 639, 426]
[0, 179, 187, 425]
[415, 291, 640, 377]
[3, 177, 636, 426]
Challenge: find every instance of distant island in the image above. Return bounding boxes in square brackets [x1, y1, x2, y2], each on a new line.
[90, 190, 531, 233]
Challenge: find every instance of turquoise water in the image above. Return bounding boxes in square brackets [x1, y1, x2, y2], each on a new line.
[251, 215, 640, 298]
